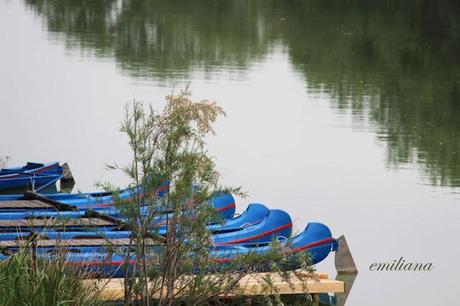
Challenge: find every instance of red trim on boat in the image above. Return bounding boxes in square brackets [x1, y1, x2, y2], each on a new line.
[213, 236, 335, 263]
[217, 202, 236, 212]
[84, 203, 115, 208]
[153, 201, 236, 226]
[213, 257, 231, 264]
[64, 237, 336, 267]
[215, 222, 293, 246]
[81, 185, 170, 208]
[287, 237, 335, 253]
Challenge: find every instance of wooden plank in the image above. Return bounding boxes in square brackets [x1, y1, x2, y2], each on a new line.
[23, 191, 77, 211]
[0, 200, 55, 210]
[238, 275, 343, 295]
[0, 217, 115, 228]
[87, 272, 344, 300]
[297, 271, 328, 280]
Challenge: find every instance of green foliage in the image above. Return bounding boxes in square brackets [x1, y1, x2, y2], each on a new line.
[102, 89, 313, 305]
[0, 250, 106, 306]
[112, 89, 250, 305]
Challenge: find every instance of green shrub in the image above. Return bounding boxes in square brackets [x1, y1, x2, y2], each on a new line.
[0, 250, 106, 306]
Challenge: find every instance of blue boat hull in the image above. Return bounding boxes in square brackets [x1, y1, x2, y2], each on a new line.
[0, 188, 235, 222]
[212, 209, 292, 245]
[3, 223, 336, 277]
[157, 203, 269, 235]
[0, 205, 290, 248]
[0, 185, 167, 209]
[0, 162, 63, 191]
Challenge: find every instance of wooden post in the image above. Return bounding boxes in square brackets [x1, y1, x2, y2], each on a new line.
[60, 163, 75, 192]
[335, 235, 358, 274]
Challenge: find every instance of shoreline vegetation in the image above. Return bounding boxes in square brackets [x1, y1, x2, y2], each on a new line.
[0, 249, 106, 306]
[0, 90, 316, 305]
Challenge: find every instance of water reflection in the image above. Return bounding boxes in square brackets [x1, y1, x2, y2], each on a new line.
[25, 0, 460, 187]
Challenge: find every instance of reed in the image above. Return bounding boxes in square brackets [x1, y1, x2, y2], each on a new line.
[0, 249, 106, 306]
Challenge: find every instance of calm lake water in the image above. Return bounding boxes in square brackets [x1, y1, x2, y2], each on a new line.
[1, 0, 460, 305]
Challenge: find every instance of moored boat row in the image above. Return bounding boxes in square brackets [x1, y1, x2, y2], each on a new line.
[0, 162, 339, 276]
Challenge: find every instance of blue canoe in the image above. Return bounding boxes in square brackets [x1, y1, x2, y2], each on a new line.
[0, 205, 289, 247]
[0, 162, 63, 191]
[0, 184, 236, 219]
[0, 203, 268, 241]
[0, 193, 236, 230]
[212, 222, 337, 266]
[212, 209, 292, 245]
[129, 205, 289, 246]
[157, 203, 269, 235]
[0, 205, 291, 248]
[147, 206, 291, 249]
[90, 206, 288, 246]
[8, 222, 336, 277]
[0, 192, 235, 220]
[0, 185, 169, 210]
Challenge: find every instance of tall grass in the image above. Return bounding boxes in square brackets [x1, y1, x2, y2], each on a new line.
[0, 250, 107, 306]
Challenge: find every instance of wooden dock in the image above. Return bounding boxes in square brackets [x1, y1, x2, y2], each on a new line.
[88, 271, 344, 300]
[0, 200, 57, 210]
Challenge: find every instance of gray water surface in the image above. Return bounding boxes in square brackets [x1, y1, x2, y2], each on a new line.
[1, 1, 459, 305]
